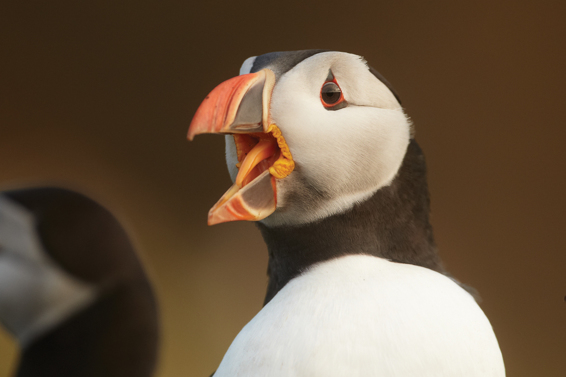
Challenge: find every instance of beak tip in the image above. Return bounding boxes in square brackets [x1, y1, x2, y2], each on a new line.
[187, 119, 201, 141]
[207, 210, 229, 226]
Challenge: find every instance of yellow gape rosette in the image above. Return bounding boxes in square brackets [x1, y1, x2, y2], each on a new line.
[267, 124, 294, 179]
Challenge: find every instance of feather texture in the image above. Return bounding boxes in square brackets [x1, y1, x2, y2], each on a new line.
[215, 255, 504, 377]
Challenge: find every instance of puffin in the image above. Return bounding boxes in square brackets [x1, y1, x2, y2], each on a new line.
[188, 50, 506, 376]
[0, 187, 159, 377]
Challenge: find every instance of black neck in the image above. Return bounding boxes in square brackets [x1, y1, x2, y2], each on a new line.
[16, 281, 159, 377]
[257, 139, 444, 305]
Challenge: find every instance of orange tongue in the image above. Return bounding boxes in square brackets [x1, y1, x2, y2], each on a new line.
[207, 139, 278, 225]
[235, 139, 277, 187]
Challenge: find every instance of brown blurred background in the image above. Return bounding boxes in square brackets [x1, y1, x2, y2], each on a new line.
[1, 1, 565, 376]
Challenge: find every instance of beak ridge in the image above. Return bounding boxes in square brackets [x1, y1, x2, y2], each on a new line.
[188, 69, 275, 140]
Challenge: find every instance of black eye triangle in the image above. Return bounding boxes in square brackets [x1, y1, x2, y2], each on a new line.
[326, 70, 335, 82]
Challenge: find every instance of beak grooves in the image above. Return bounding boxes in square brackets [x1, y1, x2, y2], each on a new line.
[188, 69, 276, 140]
[188, 68, 294, 225]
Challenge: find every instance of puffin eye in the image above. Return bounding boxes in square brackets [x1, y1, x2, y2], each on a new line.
[321, 83, 341, 104]
[320, 81, 346, 110]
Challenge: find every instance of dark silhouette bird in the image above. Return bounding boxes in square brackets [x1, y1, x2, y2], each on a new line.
[0, 187, 159, 377]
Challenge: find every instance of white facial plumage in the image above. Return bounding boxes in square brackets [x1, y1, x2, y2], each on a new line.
[226, 52, 411, 227]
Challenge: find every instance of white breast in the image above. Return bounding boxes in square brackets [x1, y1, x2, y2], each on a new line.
[215, 255, 505, 377]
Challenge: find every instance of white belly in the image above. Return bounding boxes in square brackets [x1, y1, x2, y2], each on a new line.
[215, 254, 505, 377]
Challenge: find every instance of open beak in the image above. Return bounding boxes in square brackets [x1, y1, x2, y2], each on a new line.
[188, 69, 294, 225]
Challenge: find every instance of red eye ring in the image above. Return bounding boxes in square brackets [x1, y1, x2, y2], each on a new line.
[320, 77, 346, 109]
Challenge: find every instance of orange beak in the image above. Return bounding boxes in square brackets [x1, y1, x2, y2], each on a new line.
[188, 69, 294, 225]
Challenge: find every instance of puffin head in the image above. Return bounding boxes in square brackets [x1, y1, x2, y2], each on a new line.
[189, 50, 411, 227]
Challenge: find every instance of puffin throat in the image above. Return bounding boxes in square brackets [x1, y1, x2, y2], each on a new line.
[257, 140, 446, 305]
[209, 124, 294, 225]
[233, 124, 295, 185]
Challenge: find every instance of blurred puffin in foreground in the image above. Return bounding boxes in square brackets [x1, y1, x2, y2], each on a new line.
[0, 187, 158, 377]
[189, 50, 505, 376]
